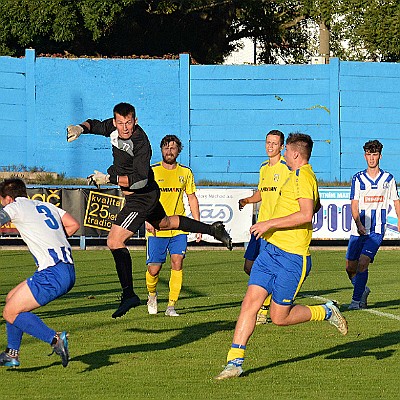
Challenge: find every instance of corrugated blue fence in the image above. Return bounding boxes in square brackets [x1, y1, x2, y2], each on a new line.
[1, 49, 400, 184]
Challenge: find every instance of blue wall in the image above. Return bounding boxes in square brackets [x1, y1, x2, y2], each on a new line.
[1, 49, 400, 184]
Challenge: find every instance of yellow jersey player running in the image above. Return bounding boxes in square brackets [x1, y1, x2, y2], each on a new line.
[146, 135, 201, 317]
[238, 130, 290, 324]
[215, 133, 348, 380]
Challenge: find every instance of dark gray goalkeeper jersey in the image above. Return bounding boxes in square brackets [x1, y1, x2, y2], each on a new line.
[85, 118, 157, 194]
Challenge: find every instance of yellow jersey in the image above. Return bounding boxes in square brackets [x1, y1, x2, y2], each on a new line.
[264, 163, 319, 256]
[257, 156, 290, 222]
[147, 162, 196, 237]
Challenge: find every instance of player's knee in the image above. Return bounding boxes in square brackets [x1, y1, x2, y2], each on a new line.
[2, 306, 16, 324]
[270, 315, 288, 326]
[148, 265, 161, 276]
[107, 236, 124, 250]
[358, 262, 369, 273]
[345, 268, 356, 280]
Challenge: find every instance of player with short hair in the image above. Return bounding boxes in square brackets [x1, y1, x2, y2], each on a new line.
[0, 178, 79, 368]
[67, 102, 232, 319]
[146, 135, 201, 317]
[215, 133, 347, 380]
[238, 130, 290, 324]
[346, 140, 400, 310]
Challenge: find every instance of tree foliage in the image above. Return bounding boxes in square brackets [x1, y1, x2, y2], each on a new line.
[0, 0, 399, 63]
[333, 0, 400, 61]
[0, 0, 313, 63]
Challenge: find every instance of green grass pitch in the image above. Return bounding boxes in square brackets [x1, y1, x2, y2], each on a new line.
[0, 248, 399, 399]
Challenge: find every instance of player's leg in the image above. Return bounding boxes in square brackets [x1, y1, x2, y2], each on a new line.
[215, 284, 268, 380]
[269, 249, 347, 335]
[146, 236, 168, 315]
[108, 193, 154, 318]
[1, 264, 75, 367]
[346, 235, 364, 309]
[107, 224, 141, 318]
[348, 233, 381, 309]
[216, 240, 272, 380]
[165, 235, 187, 317]
[244, 236, 271, 325]
[153, 213, 232, 250]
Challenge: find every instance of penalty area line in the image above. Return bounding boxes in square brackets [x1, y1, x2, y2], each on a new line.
[304, 294, 400, 322]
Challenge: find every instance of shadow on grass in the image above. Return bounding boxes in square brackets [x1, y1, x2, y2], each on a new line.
[298, 287, 349, 299]
[73, 320, 236, 372]
[9, 320, 236, 373]
[243, 330, 400, 377]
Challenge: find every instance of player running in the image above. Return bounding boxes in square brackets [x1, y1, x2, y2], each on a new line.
[0, 178, 79, 368]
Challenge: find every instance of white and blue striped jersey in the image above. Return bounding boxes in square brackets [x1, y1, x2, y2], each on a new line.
[2, 197, 74, 270]
[350, 169, 399, 235]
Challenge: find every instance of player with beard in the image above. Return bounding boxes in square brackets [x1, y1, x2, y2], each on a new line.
[145, 135, 201, 317]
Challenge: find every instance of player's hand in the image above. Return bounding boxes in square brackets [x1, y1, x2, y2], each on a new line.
[87, 170, 110, 188]
[195, 232, 202, 243]
[250, 221, 270, 240]
[67, 125, 84, 142]
[357, 225, 367, 235]
[145, 222, 156, 235]
[238, 198, 248, 211]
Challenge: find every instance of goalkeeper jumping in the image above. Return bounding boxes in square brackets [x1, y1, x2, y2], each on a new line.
[67, 102, 232, 319]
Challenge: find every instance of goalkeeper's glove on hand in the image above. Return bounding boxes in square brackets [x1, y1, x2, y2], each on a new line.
[87, 170, 110, 188]
[67, 125, 84, 142]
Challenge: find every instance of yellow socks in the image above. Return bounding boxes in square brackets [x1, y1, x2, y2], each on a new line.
[168, 269, 183, 305]
[263, 294, 272, 308]
[146, 270, 159, 294]
[306, 305, 327, 321]
[227, 344, 246, 366]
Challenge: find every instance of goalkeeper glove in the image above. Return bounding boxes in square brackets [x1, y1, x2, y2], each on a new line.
[87, 170, 110, 188]
[67, 125, 84, 142]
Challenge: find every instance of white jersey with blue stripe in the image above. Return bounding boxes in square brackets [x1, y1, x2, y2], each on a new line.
[350, 169, 399, 235]
[3, 197, 74, 271]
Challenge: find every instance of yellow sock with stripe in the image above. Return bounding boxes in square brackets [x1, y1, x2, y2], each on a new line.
[146, 271, 159, 294]
[168, 269, 182, 306]
[227, 344, 246, 366]
[306, 305, 327, 321]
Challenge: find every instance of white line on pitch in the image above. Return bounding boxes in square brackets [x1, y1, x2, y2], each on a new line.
[304, 294, 400, 321]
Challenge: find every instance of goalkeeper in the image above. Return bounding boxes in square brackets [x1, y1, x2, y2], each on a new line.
[67, 102, 232, 319]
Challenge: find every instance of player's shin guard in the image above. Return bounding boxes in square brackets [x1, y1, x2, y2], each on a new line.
[112, 248, 134, 297]
[146, 271, 159, 294]
[169, 269, 182, 305]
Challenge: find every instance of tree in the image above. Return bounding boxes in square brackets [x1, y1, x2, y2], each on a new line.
[332, 0, 400, 62]
[0, 0, 313, 64]
[1, 0, 397, 64]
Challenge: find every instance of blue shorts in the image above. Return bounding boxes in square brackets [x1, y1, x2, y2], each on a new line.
[346, 232, 384, 263]
[248, 240, 311, 306]
[27, 262, 75, 306]
[146, 234, 187, 264]
[244, 234, 261, 261]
